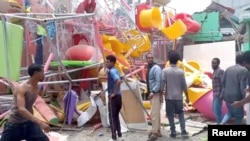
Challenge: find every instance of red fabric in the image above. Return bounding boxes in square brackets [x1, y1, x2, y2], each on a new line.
[72, 34, 88, 45]
[79, 70, 90, 90]
[76, 0, 96, 13]
[204, 72, 213, 80]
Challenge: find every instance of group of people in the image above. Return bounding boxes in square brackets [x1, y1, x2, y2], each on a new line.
[146, 51, 189, 141]
[2, 50, 250, 141]
[212, 51, 250, 125]
[105, 51, 189, 141]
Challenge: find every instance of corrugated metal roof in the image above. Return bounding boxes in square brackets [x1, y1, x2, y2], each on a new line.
[213, 0, 249, 9]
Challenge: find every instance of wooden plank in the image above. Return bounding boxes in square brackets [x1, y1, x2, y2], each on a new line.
[33, 107, 62, 127]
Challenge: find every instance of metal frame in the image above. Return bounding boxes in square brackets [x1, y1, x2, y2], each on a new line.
[1, 12, 99, 80]
[0, 1, 176, 130]
[0, 13, 103, 131]
[1, 13, 95, 22]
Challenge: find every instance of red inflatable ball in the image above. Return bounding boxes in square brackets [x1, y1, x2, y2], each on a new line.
[65, 45, 94, 61]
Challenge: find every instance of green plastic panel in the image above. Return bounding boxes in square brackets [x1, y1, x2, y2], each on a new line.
[191, 11, 223, 42]
[242, 43, 250, 52]
[0, 21, 24, 81]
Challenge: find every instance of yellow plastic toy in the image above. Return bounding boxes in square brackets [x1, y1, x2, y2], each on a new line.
[187, 87, 211, 104]
[143, 101, 151, 109]
[139, 7, 162, 28]
[165, 60, 184, 69]
[123, 30, 151, 58]
[102, 35, 130, 67]
[192, 74, 203, 86]
[185, 61, 201, 73]
[161, 19, 187, 40]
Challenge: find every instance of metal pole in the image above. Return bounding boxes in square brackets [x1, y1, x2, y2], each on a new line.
[4, 13, 91, 16]
[126, 77, 147, 88]
[19, 70, 52, 81]
[247, 22, 250, 49]
[96, 0, 124, 39]
[18, 62, 104, 81]
[44, 20, 73, 84]
[1, 16, 11, 80]
[1, 13, 95, 22]
[125, 66, 144, 78]
[38, 78, 98, 85]
[63, 21, 93, 33]
[1, 14, 40, 21]
[54, 16, 71, 131]
[46, 62, 103, 77]
[24, 20, 30, 69]
[41, 14, 95, 22]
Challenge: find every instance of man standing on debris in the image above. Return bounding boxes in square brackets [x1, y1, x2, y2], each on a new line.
[211, 58, 224, 124]
[146, 53, 163, 141]
[220, 54, 248, 125]
[0, 64, 50, 141]
[162, 51, 189, 138]
[105, 55, 123, 141]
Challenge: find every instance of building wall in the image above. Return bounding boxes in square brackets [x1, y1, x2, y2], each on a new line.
[213, 0, 249, 9]
[213, 0, 250, 16]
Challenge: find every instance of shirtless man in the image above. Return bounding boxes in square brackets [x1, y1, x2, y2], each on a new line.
[0, 64, 50, 141]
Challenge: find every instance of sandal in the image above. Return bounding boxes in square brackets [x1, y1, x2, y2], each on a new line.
[147, 134, 158, 141]
[148, 133, 162, 137]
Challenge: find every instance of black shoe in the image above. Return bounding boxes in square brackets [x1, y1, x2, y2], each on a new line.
[170, 132, 176, 138]
[181, 130, 188, 135]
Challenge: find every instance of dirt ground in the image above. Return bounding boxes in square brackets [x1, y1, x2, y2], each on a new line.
[57, 112, 210, 141]
[60, 126, 208, 141]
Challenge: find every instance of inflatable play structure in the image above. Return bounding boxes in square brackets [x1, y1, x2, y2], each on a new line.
[143, 60, 228, 120]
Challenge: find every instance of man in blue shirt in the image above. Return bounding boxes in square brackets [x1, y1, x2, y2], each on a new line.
[106, 55, 123, 141]
[146, 53, 162, 141]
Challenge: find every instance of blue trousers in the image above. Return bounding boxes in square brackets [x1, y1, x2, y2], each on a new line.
[0, 121, 49, 141]
[212, 96, 223, 124]
[221, 102, 244, 124]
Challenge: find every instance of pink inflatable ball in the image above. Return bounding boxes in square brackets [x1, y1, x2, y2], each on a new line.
[65, 45, 94, 61]
[193, 90, 228, 120]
